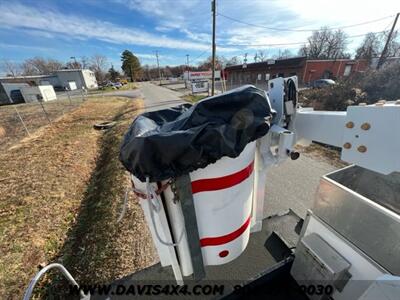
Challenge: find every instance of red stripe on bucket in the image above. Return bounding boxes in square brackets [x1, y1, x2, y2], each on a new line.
[191, 160, 254, 194]
[200, 215, 251, 247]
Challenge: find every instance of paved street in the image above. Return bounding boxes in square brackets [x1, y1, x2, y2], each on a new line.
[264, 156, 336, 218]
[137, 82, 337, 219]
[139, 81, 185, 111]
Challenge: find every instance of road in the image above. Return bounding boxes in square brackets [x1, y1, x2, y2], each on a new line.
[138, 82, 337, 218]
[139, 81, 185, 111]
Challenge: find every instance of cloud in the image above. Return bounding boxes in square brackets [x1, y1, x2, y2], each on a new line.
[136, 53, 173, 61]
[0, 2, 212, 51]
[2, 0, 398, 67]
[112, 0, 198, 24]
[215, 0, 399, 52]
[112, 0, 212, 40]
[0, 42, 53, 52]
[180, 29, 211, 43]
[155, 26, 174, 33]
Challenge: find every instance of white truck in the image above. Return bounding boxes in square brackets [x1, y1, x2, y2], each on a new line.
[23, 77, 400, 300]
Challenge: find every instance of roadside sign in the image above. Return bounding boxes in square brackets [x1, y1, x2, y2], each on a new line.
[68, 81, 77, 90]
[191, 80, 209, 94]
[184, 71, 220, 81]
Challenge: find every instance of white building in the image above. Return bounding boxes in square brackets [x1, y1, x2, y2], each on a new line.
[0, 69, 98, 104]
[0, 69, 98, 91]
[54, 69, 98, 90]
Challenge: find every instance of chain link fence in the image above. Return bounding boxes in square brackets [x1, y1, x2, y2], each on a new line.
[0, 95, 85, 152]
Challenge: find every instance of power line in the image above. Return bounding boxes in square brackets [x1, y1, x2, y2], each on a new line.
[217, 12, 395, 32]
[220, 30, 387, 48]
[188, 50, 209, 64]
[377, 12, 400, 69]
[185, 30, 386, 63]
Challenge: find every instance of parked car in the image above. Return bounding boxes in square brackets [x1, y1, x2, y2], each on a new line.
[113, 82, 122, 88]
[311, 79, 336, 89]
[98, 81, 123, 90]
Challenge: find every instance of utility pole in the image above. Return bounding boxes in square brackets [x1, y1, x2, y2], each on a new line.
[186, 54, 190, 82]
[211, 0, 216, 95]
[155, 50, 162, 85]
[377, 12, 399, 70]
[70, 56, 78, 69]
[241, 53, 248, 86]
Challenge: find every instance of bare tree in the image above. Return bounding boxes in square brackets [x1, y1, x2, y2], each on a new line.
[383, 30, 400, 57]
[254, 50, 268, 62]
[355, 30, 400, 63]
[274, 49, 294, 59]
[89, 54, 108, 82]
[1, 59, 20, 77]
[355, 33, 382, 60]
[226, 56, 242, 66]
[299, 27, 349, 59]
[198, 55, 228, 70]
[65, 61, 82, 69]
[21, 57, 63, 75]
[80, 56, 90, 69]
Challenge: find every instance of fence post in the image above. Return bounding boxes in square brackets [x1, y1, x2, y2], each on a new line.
[13, 106, 30, 136]
[39, 101, 52, 124]
[66, 89, 72, 106]
[81, 88, 86, 101]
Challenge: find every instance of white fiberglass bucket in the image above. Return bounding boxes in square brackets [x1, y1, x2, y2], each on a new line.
[189, 141, 256, 265]
[131, 141, 257, 278]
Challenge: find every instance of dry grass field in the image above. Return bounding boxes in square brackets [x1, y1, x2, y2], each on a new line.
[0, 97, 157, 299]
[0, 99, 83, 152]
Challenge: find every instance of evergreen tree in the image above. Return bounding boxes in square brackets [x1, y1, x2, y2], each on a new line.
[108, 65, 120, 81]
[121, 50, 141, 81]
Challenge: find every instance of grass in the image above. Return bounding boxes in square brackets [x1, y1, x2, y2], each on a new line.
[296, 142, 348, 168]
[182, 94, 208, 103]
[0, 99, 83, 152]
[0, 96, 157, 299]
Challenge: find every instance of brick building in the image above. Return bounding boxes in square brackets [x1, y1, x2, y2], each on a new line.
[225, 57, 369, 87]
[302, 59, 369, 84]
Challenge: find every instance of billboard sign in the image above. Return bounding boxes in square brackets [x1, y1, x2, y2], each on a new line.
[184, 71, 221, 81]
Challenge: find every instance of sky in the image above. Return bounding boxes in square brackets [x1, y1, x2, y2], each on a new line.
[0, 0, 399, 73]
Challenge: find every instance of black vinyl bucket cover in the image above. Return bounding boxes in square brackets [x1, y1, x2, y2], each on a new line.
[120, 85, 273, 182]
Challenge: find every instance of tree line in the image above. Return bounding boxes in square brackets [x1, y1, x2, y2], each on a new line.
[1, 54, 112, 82]
[1, 51, 143, 83]
[140, 27, 400, 79]
[299, 27, 400, 60]
[1, 27, 399, 82]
